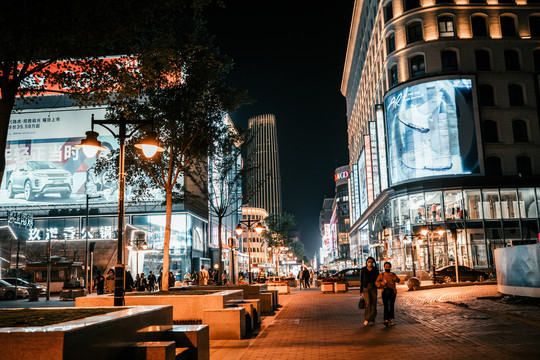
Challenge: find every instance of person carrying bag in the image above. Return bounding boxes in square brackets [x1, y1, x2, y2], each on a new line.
[375, 261, 400, 326]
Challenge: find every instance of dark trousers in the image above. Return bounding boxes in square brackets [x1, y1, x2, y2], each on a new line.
[382, 288, 396, 320]
[363, 284, 377, 321]
[304, 278, 310, 288]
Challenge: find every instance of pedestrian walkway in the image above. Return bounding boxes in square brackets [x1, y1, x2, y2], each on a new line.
[211, 285, 540, 360]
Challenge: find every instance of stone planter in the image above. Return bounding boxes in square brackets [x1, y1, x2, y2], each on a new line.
[321, 283, 334, 293]
[333, 282, 348, 293]
[267, 283, 290, 294]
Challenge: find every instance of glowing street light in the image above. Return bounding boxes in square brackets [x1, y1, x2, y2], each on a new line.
[77, 113, 163, 306]
[235, 220, 265, 283]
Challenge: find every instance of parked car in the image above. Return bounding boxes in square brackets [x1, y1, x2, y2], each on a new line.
[433, 265, 490, 283]
[2, 278, 46, 294]
[335, 268, 361, 287]
[397, 270, 431, 281]
[7, 160, 72, 201]
[0, 279, 29, 299]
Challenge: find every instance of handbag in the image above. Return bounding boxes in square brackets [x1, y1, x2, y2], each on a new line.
[358, 294, 365, 309]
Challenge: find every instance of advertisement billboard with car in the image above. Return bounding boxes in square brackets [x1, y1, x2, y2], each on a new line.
[1, 107, 164, 207]
[384, 78, 481, 186]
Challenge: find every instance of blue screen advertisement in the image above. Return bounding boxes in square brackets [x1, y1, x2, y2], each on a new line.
[385, 78, 479, 185]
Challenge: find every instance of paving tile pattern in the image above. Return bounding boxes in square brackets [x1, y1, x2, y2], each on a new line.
[211, 285, 540, 360]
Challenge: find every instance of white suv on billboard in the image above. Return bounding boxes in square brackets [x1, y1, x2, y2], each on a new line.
[7, 161, 72, 201]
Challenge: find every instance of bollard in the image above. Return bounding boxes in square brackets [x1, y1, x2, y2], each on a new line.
[407, 277, 420, 291]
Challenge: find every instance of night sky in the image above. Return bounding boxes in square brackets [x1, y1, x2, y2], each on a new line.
[207, 1, 354, 257]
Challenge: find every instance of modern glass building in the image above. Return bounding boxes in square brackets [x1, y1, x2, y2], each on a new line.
[342, 0, 540, 272]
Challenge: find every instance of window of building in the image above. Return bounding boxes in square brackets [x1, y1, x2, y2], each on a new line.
[512, 119, 528, 142]
[485, 157, 502, 177]
[500, 16, 517, 37]
[410, 55, 426, 77]
[518, 188, 537, 217]
[517, 156, 532, 176]
[475, 49, 491, 70]
[482, 120, 499, 142]
[438, 16, 455, 37]
[508, 84, 524, 106]
[384, 2, 393, 23]
[389, 65, 398, 86]
[478, 84, 495, 106]
[407, 22, 423, 43]
[387, 33, 396, 54]
[404, 0, 421, 11]
[530, 16, 540, 37]
[435, 0, 454, 3]
[471, 16, 488, 37]
[534, 49, 540, 71]
[504, 50, 520, 71]
[500, 189, 519, 219]
[441, 50, 458, 71]
[464, 190, 483, 219]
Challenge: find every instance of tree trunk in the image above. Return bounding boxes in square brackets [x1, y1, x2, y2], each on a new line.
[218, 216, 223, 284]
[162, 187, 173, 291]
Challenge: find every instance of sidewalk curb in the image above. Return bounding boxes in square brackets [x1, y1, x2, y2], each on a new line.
[413, 281, 497, 291]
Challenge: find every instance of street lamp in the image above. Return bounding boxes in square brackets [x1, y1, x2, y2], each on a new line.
[235, 220, 264, 283]
[421, 225, 446, 284]
[127, 237, 150, 276]
[77, 113, 163, 306]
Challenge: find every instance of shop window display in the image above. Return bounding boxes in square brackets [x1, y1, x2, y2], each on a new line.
[463, 190, 482, 219]
[425, 191, 443, 222]
[500, 189, 519, 219]
[482, 190, 501, 219]
[518, 188, 537, 218]
[444, 190, 463, 220]
[409, 193, 425, 224]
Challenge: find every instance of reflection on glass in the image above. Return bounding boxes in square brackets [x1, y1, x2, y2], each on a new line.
[468, 228, 487, 267]
[425, 191, 442, 221]
[398, 196, 410, 225]
[482, 190, 501, 219]
[444, 190, 463, 220]
[463, 190, 482, 219]
[518, 188, 537, 218]
[500, 189, 518, 219]
[503, 221, 521, 245]
[409, 193, 425, 224]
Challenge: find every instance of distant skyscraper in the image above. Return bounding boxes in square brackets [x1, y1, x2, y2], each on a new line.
[247, 114, 282, 215]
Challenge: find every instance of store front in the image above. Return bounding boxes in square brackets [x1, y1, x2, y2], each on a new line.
[350, 187, 540, 272]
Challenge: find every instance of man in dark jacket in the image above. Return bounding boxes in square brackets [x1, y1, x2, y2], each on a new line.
[360, 257, 379, 325]
[302, 267, 310, 288]
[147, 271, 156, 291]
[94, 271, 105, 295]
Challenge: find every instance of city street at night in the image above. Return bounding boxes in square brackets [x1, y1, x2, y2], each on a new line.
[211, 285, 540, 359]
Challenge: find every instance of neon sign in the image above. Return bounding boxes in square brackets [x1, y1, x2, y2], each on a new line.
[335, 171, 350, 181]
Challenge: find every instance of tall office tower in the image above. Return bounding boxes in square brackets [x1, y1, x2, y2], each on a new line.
[247, 114, 283, 215]
[342, 0, 540, 270]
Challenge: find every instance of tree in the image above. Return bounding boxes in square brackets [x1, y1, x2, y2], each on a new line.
[288, 239, 306, 261]
[262, 213, 296, 275]
[185, 121, 262, 284]
[0, 0, 215, 186]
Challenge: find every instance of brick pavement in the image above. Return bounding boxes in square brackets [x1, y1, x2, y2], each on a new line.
[210, 285, 540, 360]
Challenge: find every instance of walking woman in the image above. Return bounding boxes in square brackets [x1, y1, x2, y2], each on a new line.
[360, 257, 379, 326]
[376, 262, 400, 326]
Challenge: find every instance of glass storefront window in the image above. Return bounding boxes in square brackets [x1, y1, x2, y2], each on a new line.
[444, 190, 463, 220]
[518, 188, 538, 218]
[467, 222, 487, 268]
[500, 189, 518, 219]
[503, 220, 521, 246]
[463, 190, 482, 219]
[482, 189, 501, 219]
[409, 193, 425, 224]
[425, 191, 442, 222]
[397, 196, 410, 226]
[536, 188, 540, 218]
[522, 220, 539, 241]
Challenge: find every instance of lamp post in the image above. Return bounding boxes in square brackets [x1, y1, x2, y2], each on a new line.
[235, 220, 264, 283]
[127, 238, 149, 276]
[421, 225, 445, 285]
[77, 113, 163, 306]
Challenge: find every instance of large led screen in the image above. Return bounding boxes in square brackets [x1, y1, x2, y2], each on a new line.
[385, 78, 479, 185]
[1, 107, 164, 207]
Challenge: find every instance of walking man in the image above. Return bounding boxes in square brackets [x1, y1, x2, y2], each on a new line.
[360, 257, 379, 326]
[199, 265, 210, 285]
[147, 271, 156, 291]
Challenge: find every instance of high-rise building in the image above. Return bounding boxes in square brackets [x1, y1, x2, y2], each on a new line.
[247, 114, 283, 215]
[342, 0, 540, 271]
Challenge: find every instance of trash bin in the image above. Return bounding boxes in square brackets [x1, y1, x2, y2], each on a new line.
[407, 277, 421, 291]
[28, 287, 40, 302]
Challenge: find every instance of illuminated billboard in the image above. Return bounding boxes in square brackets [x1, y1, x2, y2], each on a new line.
[1, 107, 164, 207]
[385, 78, 480, 185]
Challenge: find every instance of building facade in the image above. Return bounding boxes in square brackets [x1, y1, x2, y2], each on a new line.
[247, 114, 283, 216]
[331, 166, 352, 266]
[342, 0, 540, 272]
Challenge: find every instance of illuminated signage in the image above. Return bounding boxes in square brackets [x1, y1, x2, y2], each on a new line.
[385, 78, 480, 185]
[323, 224, 331, 254]
[375, 105, 389, 191]
[364, 135, 374, 205]
[27, 225, 115, 242]
[334, 171, 350, 181]
[369, 121, 380, 199]
[358, 151, 368, 214]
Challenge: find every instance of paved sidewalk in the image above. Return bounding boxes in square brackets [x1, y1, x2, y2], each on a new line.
[211, 285, 540, 360]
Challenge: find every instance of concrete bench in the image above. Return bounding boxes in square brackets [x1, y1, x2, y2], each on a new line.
[225, 302, 254, 335]
[137, 325, 209, 360]
[267, 284, 290, 294]
[126, 341, 179, 360]
[265, 289, 279, 309]
[227, 299, 261, 329]
[246, 292, 274, 314]
[202, 307, 246, 340]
